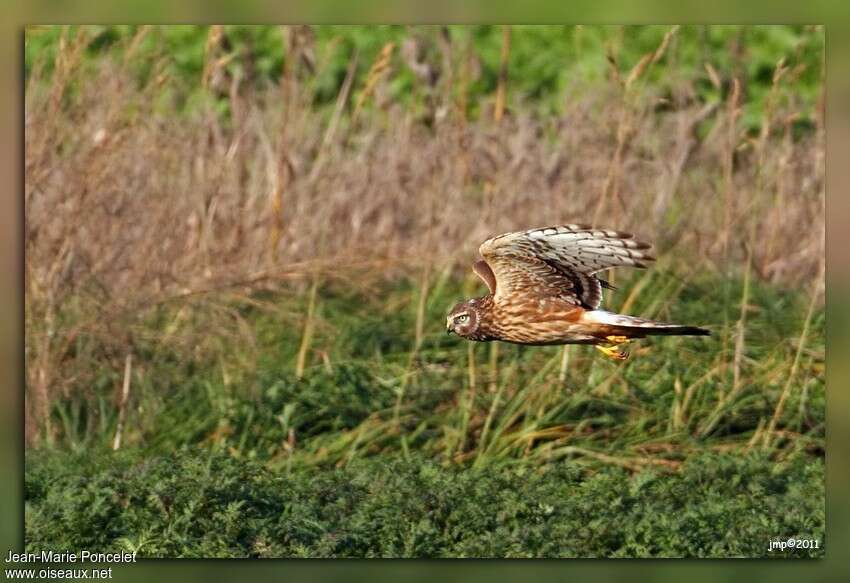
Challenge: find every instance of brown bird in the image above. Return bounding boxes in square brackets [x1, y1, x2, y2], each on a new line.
[446, 224, 709, 359]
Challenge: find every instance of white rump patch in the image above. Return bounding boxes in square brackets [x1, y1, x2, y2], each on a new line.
[582, 310, 637, 326]
[582, 310, 676, 328]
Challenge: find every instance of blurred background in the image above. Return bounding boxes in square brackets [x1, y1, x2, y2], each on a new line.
[21, 24, 826, 559]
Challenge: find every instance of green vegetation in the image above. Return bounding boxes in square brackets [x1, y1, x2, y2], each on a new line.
[24, 25, 824, 557]
[26, 449, 823, 558]
[25, 25, 823, 129]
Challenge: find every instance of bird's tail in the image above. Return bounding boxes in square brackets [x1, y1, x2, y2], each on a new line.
[582, 310, 710, 338]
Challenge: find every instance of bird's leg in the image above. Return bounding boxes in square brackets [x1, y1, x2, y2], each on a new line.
[595, 335, 632, 360]
[595, 344, 628, 360]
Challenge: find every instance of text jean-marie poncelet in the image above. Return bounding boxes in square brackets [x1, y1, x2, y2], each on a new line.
[5, 550, 137, 564]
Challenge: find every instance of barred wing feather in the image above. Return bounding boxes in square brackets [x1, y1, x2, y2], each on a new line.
[477, 224, 655, 309]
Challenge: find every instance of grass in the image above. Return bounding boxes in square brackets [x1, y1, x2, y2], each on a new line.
[31, 272, 825, 467]
[24, 25, 824, 131]
[24, 25, 825, 557]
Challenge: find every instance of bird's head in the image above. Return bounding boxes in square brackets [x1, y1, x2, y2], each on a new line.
[446, 299, 482, 339]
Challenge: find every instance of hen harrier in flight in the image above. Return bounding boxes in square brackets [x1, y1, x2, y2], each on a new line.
[446, 224, 709, 359]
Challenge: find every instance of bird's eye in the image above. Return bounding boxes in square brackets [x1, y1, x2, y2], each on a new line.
[456, 314, 470, 324]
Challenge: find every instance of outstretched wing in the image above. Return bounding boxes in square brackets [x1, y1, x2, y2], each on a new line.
[478, 224, 654, 309]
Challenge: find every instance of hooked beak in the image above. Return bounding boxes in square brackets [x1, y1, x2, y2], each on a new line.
[446, 318, 454, 335]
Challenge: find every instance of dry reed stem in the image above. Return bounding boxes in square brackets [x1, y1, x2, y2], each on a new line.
[746, 418, 767, 450]
[466, 342, 477, 395]
[558, 345, 571, 384]
[394, 264, 432, 427]
[309, 49, 359, 182]
[757, 57, 789, 170]
[493, 26, 511, 123]
[456, 342, 478, 457]
[625, 53, 654, 90]
[414, 266, 430, 352]
[352, 42, 395, 123]
[718, 76, 742, 383]
[670, 376, 683, 431]
[123, 26, 152, 64]
[112, 354, 133, 451]
[721, 77, 742, 257]
[554, 446, 680, 472]
[695, 252, 752, 438]
[732, 249, 752, 396]
[704, 62, 721, 90]
[295, 275, 320, 379]
[650, 25, 679, 65]
[202, 26, 225, 90]
[474, 370, 506, 468]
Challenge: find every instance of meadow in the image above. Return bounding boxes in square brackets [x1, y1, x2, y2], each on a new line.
[24, 25, 825, 557]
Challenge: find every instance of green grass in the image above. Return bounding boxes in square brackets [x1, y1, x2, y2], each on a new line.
[41, 270, 826, 464]
[25, 270, 825, 557]
[25, 25, 824, 131]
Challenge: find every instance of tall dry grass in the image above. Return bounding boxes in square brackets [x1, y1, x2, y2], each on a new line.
[24, 26, 824, 445]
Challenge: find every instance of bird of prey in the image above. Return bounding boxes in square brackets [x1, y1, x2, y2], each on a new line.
[446, 225, 709, 359]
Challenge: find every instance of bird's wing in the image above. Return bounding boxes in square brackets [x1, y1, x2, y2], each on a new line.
[478, 224, 654, 309]
[472, 260, 497, 294]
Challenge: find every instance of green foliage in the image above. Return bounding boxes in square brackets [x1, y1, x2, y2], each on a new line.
[25, 25, 823, 130]
[25, 449, 824, 558]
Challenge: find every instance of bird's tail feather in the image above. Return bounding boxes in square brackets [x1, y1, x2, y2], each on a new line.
[582, 310, 710, 337]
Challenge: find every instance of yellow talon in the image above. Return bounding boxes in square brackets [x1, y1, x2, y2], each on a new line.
[595, 344, 628, 360]
[605, 335, 631, 344]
